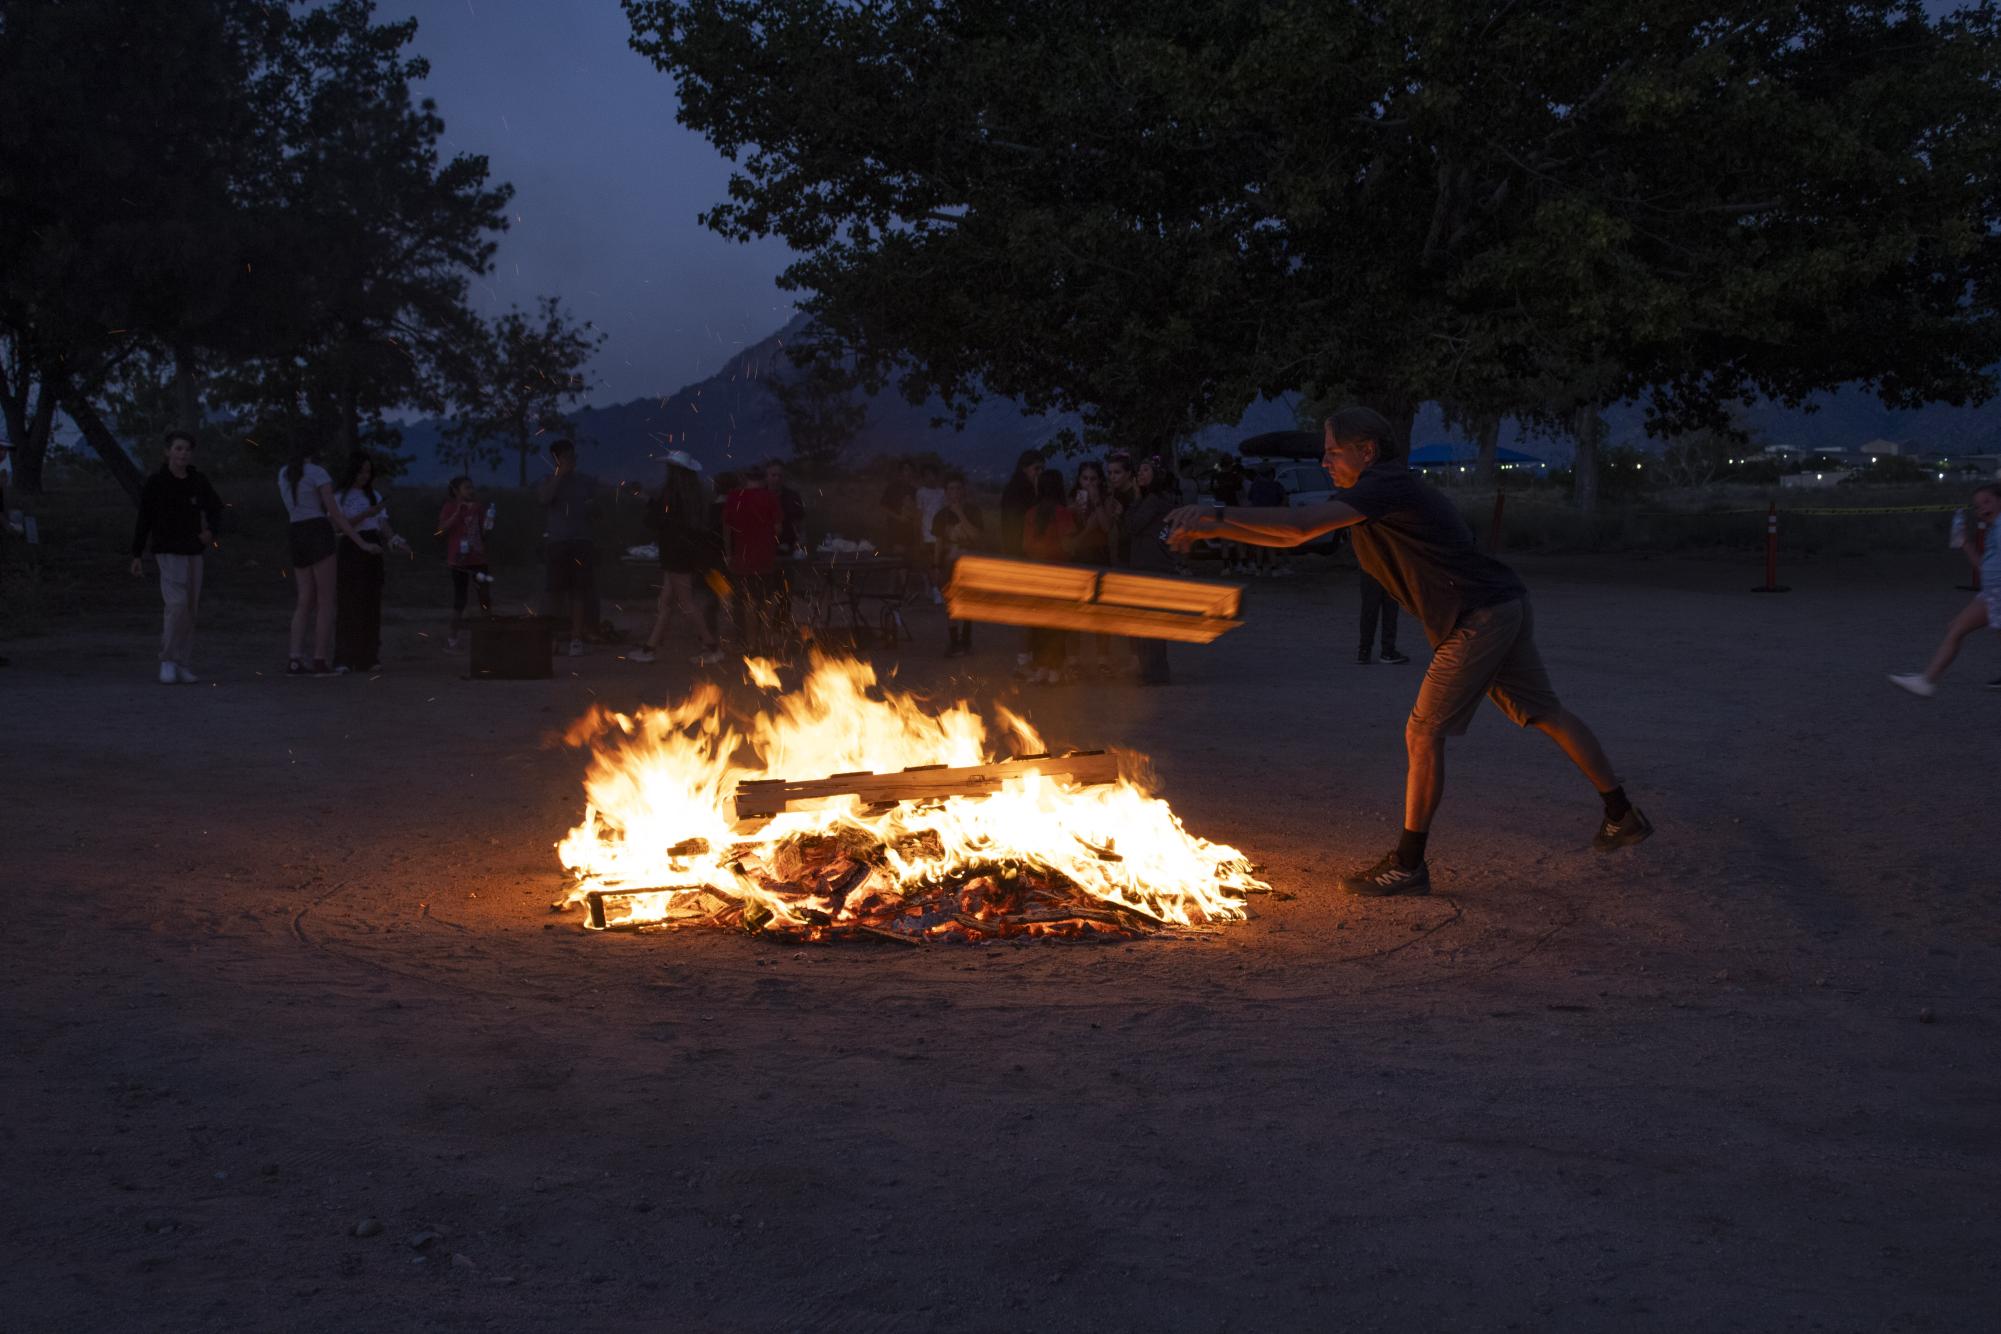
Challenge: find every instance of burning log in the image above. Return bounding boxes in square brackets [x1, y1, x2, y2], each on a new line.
[944, 555, 1243, 643]
[729, 750, 1121, 824]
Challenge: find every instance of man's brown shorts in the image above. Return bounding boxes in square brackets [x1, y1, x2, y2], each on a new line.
[1407, 597, 1562, 737]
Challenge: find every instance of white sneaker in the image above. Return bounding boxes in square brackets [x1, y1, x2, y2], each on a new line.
[159, 662, 178, 685]
[568, 638, 586, 658]
[1888, 673, 1936, 698]
[627, 646, 657, 663]
[694, 650, 724, 666]
[174, 665, 198, 684]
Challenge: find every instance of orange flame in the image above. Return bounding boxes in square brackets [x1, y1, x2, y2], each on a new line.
[557, 657, 1261, 934]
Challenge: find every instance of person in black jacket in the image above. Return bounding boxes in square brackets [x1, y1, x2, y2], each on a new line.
[130, 430, 223, 684]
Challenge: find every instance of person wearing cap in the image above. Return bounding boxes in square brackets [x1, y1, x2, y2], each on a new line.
[130, 430, 224, 684]
[632, 451, 723, 665]
[1166, 405, 1650, 896]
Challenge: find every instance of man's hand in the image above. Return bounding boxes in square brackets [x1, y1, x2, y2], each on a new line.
[198, 528, 214, 549]
[129, 557, 143, 577]
[1163, 505, 1221, 550]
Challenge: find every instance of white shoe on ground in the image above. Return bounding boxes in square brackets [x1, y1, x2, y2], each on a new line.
[159, 662, 178, 685]
[694, 650, 724, 666]
[1888, 672, 1936, 698]
[627, 646, 657, 663]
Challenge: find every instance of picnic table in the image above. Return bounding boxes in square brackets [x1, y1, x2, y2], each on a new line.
[786, 552, 912, 650]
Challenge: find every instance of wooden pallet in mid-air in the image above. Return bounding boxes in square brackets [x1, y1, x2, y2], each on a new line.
[944, 555, 1243, 643]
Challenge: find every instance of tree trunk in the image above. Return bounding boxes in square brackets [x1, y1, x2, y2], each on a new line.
[63, 391, 147, 505]
[1474, 415, 1502, 487]
[1571, 405, 1603, 514]
[0, 352, 59, 496]
[171, 341, 203, 432]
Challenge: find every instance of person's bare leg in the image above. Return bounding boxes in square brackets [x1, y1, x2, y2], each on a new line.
[1403, 723, 1447, 832]
[1922, 599, 1991, 681]
[311, 558, 336, 662]
[1530, 706, 1620, 791]
[289, 568, 312, 660]
[643, 581, 673, 650]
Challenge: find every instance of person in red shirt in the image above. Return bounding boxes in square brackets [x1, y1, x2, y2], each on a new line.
[722, 469, 784, 655]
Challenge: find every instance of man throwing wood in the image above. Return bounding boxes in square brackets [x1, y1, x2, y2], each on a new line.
[1166, 407, 1650, 896]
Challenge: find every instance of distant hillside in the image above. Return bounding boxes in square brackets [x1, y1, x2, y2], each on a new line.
[394, 315, 2001, 483]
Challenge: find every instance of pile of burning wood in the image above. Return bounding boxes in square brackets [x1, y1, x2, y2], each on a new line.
[555, 659, 1263, 942]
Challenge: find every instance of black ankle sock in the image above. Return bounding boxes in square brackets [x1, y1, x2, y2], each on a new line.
[1599, 786, 1632, 821]
[1395, 828, 1428, 869]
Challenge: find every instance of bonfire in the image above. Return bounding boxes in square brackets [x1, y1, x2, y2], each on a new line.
[557, 657, 1264, 941]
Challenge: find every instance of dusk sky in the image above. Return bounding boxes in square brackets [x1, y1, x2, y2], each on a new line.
[394, 1, 798, 407]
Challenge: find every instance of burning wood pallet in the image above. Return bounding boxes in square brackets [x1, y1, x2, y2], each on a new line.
[575, 749, 1241, 941]
[944, 555, 1243, 643]
[728, 749, 1120, 825]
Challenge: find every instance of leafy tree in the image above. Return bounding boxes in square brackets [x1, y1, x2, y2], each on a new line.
[768, 345, 868, 469]
[441, 297, 604, 484]
[0, 0, 512, 497]
[626, 0, 2001, 508]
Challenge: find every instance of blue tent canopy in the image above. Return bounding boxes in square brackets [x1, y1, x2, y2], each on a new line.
[1408, 442, 1545, 467]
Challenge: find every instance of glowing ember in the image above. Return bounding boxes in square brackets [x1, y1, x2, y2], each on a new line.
[557, 657, 1263, 939]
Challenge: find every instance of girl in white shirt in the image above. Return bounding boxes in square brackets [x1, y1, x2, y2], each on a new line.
[332, 451, 408, 673]
[281, 447, 379, 675]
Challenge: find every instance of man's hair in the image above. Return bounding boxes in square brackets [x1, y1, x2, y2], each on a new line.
[164, 429, 196, 449]
[549, 438, 576, 460]
[1324, 406, 1400, 460]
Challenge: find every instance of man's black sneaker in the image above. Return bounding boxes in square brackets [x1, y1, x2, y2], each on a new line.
[1985, 676, 2001, 691]
[1593, 805, 1654, 851]
[1339, 853, 1432, 897]
[1379, 648, 1410, 665]
[1356, 649, 1373, 665]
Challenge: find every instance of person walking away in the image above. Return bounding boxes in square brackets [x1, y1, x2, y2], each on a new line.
[1166, 406, 1650, 896]
[998, 450, 1046, 674]
[932, 474, 987, 657]
[1357, 572, 1410, 666]
[914, 463, 947, 604]
[1021, 468, 1077, 683]
[1116, 456, 1180, 686]
[1891, 483, 2001, 695]
[880, 458, 921, 581]
[129, 430, 223, 683]
[723, 465, 783, 656]
[632, 452, 723, 665]
[333, 451, 408, 674]
[535, 439, 598, 657]
[438, 476, 494, 650]
[281, 445, 380, 676]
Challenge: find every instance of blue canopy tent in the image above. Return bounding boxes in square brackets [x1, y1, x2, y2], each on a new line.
[1408, 442, 1547, 471]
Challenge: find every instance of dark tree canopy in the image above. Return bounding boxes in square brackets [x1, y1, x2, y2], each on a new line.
[0, 0, 512, 495]
[626, 0, 2001, 495]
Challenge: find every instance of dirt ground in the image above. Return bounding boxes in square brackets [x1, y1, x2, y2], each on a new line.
[3, 551, 1997, 1332]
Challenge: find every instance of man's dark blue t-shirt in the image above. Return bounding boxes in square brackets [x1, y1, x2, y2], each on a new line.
[1335, 460, 1524, 647]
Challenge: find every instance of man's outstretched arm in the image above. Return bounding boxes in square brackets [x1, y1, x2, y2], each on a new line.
[1165, 500, 1365, 550]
